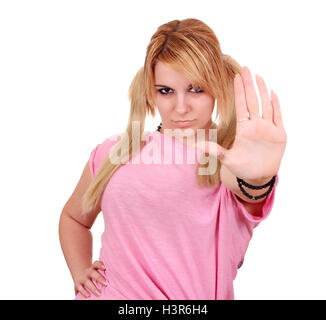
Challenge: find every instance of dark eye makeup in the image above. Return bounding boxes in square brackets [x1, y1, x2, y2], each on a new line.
[157, 87, 204, 95]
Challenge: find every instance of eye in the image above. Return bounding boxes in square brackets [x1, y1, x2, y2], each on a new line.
[157, 88, 173, 95]
[190, 87, 204, 93]
[157, 87, 204, 95]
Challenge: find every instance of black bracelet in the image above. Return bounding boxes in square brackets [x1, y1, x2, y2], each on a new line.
[236, 176, 276, 200]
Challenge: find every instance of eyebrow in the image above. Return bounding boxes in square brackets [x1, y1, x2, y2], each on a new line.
[154, 84, 193, 89]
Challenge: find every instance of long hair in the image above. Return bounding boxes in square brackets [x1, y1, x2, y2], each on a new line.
[81, 18, 242, 214]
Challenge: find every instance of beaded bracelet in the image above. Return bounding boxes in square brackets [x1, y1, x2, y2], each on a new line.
[236, 175, 276, 200]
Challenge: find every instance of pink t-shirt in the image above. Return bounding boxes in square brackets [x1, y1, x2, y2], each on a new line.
[74, 130, 279, 300]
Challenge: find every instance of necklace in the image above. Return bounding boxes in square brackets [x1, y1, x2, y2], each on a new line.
[156, 122, 162, 132]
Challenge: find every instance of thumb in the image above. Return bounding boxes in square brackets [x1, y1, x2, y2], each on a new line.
[193, 140, 227, 162]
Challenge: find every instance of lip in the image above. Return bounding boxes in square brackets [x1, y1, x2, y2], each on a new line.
[173, 119, 195, 128]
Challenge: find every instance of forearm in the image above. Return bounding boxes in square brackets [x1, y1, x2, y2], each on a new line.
[59, 212, 93, 280]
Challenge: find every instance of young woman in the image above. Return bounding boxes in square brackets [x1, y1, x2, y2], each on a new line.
[59, 18, 287, 300]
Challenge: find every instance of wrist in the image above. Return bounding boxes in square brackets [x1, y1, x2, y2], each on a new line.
[236, 175, 276, 202]
[70, 261, 92, 279]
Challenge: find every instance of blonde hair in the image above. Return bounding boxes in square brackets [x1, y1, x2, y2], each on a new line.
[82, 18, 242, 214]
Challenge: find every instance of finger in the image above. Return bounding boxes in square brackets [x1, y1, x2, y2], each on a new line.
[76, 284, 90, 298]
[241, 66, 260, 119]
[234, 73, 249, 121]
[85, 278, 101, 297]
[91, 269, 108, 287]
[271, 90, 284, 128]
[93, 260, 106, 270]
[255, 75, 273, 121]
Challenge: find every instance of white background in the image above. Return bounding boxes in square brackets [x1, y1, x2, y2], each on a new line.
[0, 0, 325, 300]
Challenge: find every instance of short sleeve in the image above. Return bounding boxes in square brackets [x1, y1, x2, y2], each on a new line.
[88, 133, 123, 179]
[89, 143, 101, 179]
[218, 175, 280, 274]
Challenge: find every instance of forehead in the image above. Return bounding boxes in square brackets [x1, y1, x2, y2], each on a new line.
[154, 61, 191, 87]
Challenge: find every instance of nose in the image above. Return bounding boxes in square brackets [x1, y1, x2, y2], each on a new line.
[174, 93, 190, 115]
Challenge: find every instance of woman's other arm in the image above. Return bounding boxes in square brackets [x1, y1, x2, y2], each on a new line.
[59, 161, 104, 297]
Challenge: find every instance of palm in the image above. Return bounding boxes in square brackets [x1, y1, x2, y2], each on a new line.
[196, 66, 287, 181]
[224, 117, 287, 180]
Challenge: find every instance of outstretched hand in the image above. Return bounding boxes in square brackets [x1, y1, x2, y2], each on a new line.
[194, 66, 287, 181]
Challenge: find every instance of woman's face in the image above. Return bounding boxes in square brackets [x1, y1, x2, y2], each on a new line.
[153, 61, 215, 138]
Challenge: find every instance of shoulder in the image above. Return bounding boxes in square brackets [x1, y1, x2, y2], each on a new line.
[100, 132, 124, 149]
[88, 132, 124, 178]
[98, 130, 152, 149]
[90, 130, 153, 165]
